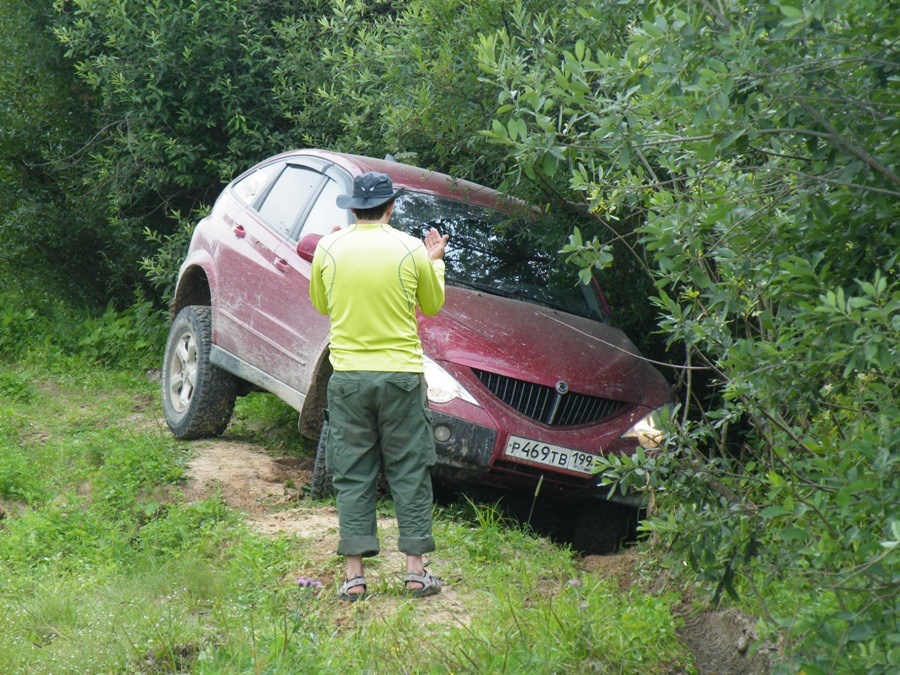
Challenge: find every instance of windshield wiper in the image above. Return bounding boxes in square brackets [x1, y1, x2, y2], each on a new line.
[446, 278, 492, 292]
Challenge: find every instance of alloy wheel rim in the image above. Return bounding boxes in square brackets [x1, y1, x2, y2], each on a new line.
[168, 329, 198, 413]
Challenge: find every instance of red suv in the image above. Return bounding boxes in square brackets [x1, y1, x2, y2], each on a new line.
[162, 149, 672, 547]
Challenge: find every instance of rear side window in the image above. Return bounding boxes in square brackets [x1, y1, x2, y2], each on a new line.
[232, 163, 281, 206]
[300, 177, 350, 236]
[257, 166, 324, 235]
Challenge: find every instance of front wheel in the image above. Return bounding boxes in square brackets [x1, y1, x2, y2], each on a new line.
[161, 305, 237, 439]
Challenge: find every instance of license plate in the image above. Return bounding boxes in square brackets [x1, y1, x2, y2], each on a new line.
[504, 436, 596, 475]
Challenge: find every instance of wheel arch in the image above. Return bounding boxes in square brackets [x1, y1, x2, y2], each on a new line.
[170, 265, 212, 321]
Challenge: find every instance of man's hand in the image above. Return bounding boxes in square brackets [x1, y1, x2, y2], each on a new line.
[424, 227, 449, 261]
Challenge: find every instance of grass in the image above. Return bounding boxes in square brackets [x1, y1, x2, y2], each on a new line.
[0, 358, 694, 673]
[226, 390, 311, 455]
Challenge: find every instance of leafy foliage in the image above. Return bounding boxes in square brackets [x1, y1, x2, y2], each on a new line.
[46, 0, 303, 304]
[0, 0, 128, 305]
[274, 0, 519, 184]
[0, 286, 167, 371]
[78, 296, 168, 368]
[477, 0, 898, 670]
[53, 0, 292, 195]
[140, 209, 205, 303]
[2, 0, 897, 668]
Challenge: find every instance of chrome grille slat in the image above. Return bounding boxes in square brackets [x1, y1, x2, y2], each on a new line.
[472, 369, 625, 427]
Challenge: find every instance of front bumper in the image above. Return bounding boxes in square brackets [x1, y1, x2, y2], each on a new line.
[430, 409, 496, 479]
[427, 410, 646, 507]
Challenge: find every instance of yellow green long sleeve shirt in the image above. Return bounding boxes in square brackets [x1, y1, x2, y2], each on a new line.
[309, 223, 446, 372]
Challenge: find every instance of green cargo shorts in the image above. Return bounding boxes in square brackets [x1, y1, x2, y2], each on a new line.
[325, 371, 437, 557]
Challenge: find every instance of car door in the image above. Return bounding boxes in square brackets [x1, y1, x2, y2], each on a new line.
[218, 162, 324, 380]
[212, 160, 284, 358]
[249, 162, 350, 395]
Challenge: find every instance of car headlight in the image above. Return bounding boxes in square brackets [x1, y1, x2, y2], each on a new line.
[423, 356, 480, 406]
[621, 406, 670, 449]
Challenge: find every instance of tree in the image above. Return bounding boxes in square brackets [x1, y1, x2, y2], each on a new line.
[0, 0, 121, 304]
[477, 0, 898, 670]
[50, 0, 302, 304]
[272, 0, 538, 185]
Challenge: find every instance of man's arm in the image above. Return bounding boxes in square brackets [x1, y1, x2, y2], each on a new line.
[309, 249, 329, 315]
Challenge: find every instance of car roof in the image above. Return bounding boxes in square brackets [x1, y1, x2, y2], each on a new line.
[267, 149, 523, 212]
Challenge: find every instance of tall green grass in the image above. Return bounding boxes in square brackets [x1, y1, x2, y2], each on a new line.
[0, 358, 692, 673]
[0, 294, 693, 672]
[0, 287, 166, 369]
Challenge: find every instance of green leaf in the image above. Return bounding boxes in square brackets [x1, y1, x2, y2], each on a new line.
[575, 39, 585, 61]
[778, 4, 804, 19]
[542, 152, 558, 177]
[507, 118, 519, 140]
[759, 505, 792, 519]
[779, 526, 810, 541]
[846, 621, 877, 642]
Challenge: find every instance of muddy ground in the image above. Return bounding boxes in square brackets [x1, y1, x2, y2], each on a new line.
[181, 438, 773, 674]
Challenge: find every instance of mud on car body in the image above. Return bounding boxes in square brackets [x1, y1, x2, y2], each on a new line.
[162, 149, 673, 550]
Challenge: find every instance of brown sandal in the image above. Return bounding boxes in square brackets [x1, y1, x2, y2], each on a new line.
[338, 575, 367, 602]
[404, 570, 442, 598]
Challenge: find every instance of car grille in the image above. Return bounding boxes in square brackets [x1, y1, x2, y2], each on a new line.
[472, 369, 626, 427]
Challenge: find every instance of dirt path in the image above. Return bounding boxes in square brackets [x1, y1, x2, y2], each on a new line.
[182, 440, 328, 538]
[181, 439, 773, 673]
[181, 439, 471, 627]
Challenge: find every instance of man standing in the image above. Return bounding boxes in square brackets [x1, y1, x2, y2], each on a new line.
[309, 171, 449, 601]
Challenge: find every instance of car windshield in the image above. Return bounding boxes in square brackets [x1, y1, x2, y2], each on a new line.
[390, 192, 606, 321]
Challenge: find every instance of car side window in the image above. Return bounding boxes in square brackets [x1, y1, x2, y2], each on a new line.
[231, 162, 282, 206]
[299, 177, 351, 236]
[257, 165, 324, 236]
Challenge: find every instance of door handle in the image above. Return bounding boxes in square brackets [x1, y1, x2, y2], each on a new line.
[233, 225, 246, 238]
[274, 258, 290, 273]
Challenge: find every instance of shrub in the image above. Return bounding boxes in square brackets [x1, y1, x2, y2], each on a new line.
[478, 1, 899, 670]
[78, 297, 168, 369]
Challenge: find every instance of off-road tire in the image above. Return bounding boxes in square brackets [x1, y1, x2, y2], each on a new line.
[309, 420, 334, 499]
[162, 305, 238, 439]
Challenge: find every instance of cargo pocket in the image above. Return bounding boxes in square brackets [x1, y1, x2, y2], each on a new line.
[328, 375, 361, 400]
[421, 405, 436, 466]
[326, 376, 361, 470]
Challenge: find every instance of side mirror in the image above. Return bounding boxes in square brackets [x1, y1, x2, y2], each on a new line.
[296, 234, 323, 262]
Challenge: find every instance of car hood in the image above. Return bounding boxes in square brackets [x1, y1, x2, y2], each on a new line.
[419, 287, 671, 406]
